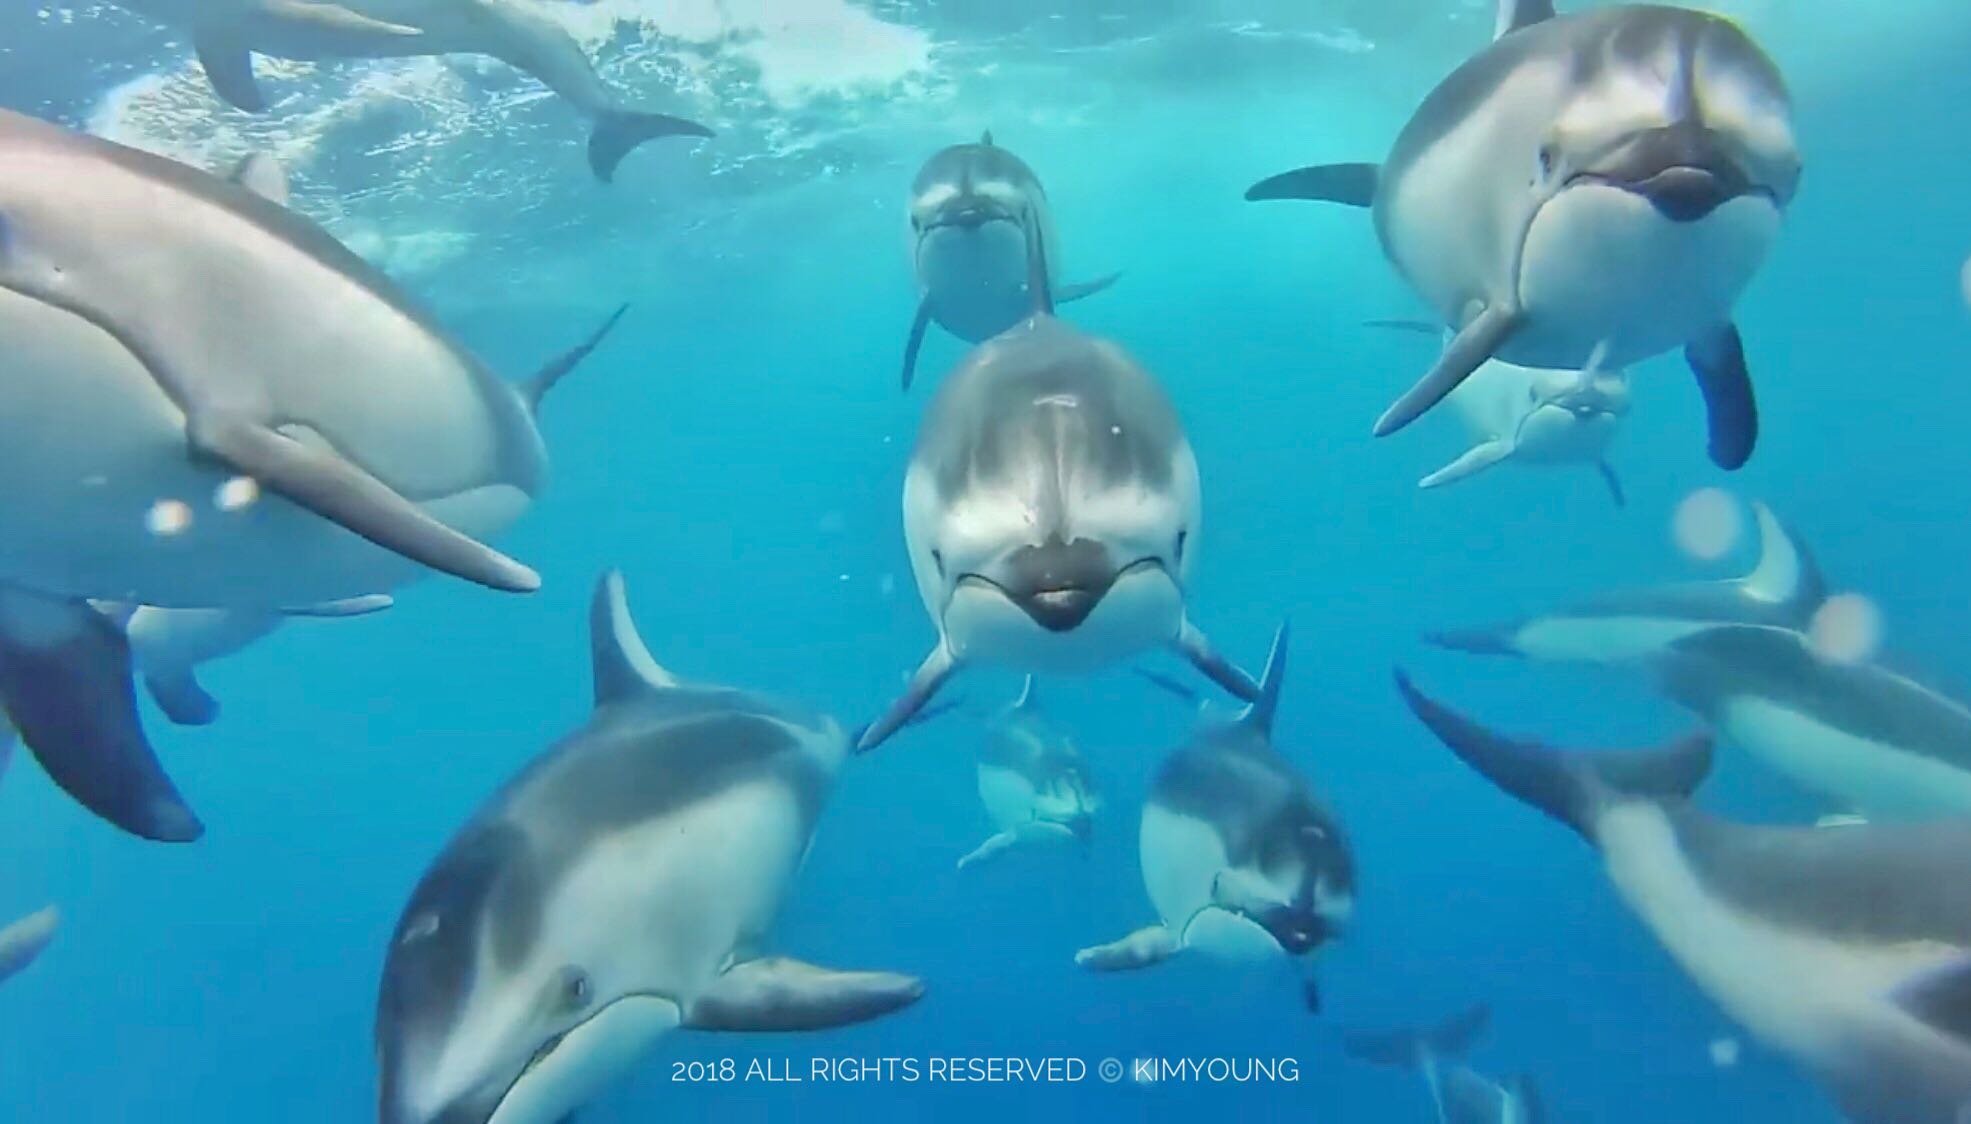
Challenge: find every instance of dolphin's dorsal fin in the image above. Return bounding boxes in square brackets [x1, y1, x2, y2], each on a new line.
[522, 304, 629, 416]
[1495, 0, 1556, 40]
[227, 152, 290, 206]
[980, 130, 994, 146]
[1240, 622, 1290, 733]
[589, 570, 678, 707]
[1740, 501, 1826, 611]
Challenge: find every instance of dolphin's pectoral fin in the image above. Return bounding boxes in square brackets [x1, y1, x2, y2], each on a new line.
[263, 0, 422, 37]
[685, 956, 924, 1032]
[587, 111, 714, 184]
[1419, 440, 1512, 490]
[1686, 324, 1757, 470]
[1173, 619, 1261, 702]
[1057, 272, 1122, 304]
[1245, 163, 1379, 206]
[1892, 956, 1971, 1045]
[187, 415, 539, 593]
[0, 590, 201, 842]
[1074, 925, 1179, 972]
[1598, 461, 1626, 508]
[901, 300, 933, 392]
[1375, 303, 1521, 438]
[856, 642, 959, 752]
[280, 594, 394, 618]
[194, 35, 266, 112]
[956, 832, 1019, 871]
[145, 672, 220, 727]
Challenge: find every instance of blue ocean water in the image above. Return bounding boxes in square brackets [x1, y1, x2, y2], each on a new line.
[3, 2, 1971, 1121]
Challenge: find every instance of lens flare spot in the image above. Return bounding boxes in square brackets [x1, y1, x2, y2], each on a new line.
[146, 499, 193, 537]
[1960, 254, 1971, 311]
[1809, 594, 1884, 665]
[1674, 488, 1742, 562]
[215, 475, 260, 512]
[1709, 1036, 1741, 1069]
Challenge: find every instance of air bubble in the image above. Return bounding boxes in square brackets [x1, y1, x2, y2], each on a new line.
[146, 499, 193, 536]
[1709, 1037, 1741, 1069]
[1809, 593, 1884, 665]
[1673, 488, 1742, 562]
[215, 476, 260, 512]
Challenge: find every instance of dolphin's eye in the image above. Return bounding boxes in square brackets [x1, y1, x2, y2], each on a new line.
[1536, 143, 1556, 182]
[930, 549, 945, 577]
[555, 967, 592, 1012]
[1173, 532, 1188, 565]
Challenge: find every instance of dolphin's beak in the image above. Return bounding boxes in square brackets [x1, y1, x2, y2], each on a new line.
[962, 537, 1130, 633]
[1569, 123, 1765, 222]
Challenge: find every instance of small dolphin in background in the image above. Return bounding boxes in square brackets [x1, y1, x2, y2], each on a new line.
[93, 596, 392, 726]
[376, 572, 923, 1124]
[1343, 1003, 1547, 1124]
[1430, 500, 1824, 665]
[1248, 0, 1800, 468]
[0, 109, 627, 840]
[1077, 627, 1354, 1013]
[109, 0, 712, 181]
[860, 230, 1254, 750]
[1649, 625, 1971, 820]
[1396, 673, 1971, 1124]
[958, 677, 1100, 870]
[1370, 321, 1629, 503]
[0, 907, 58, 987]
[902, 132, 1118, 389]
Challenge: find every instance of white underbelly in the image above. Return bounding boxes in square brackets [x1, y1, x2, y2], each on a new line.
[1509, 188, 1779, 368]
[1510, 409, 1616, 466]
[0, 290, 534, 606]
[942, 568, 1183, 673]
[917, 223, 1030, 342]
[1513, 616, 1709, 664]
[1139, 804, 1286, 964]
[977, 764, 1040, 832]
[1718, 699, 1971, 818]
[1598, 803, 1961, 1070]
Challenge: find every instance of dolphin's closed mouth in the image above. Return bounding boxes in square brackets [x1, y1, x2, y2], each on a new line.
[954, 556, 1167, 634]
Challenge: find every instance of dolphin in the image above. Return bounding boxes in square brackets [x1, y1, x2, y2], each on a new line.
[1649, 625, 1971, 820]
[1370, 321, 1629, 502]
[110, 0, 712, 181]
[957, 677, 1101, 870]
[94, 595, 393, 726]
[0, 907, 59, 987]
[0, 109, 627, 839]
[859, 232, 1255, 751]
[902, 131, 1118, 390]
[1248, 1, 1801, 468]
[1429, 500, 1825, 664]
[375, 571, 924, 1124]
[1343, 1004, 1547, 1124]
[1396, 672, 1971, 1124]
[1076, 626, 1355, 1013]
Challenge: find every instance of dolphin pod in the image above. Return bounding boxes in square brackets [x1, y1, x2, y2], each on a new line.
[1248, 0, 1799, 468]
[1396, 674, 1971, 1124]
[111, 0, 713, 182]
[0, 108, 626, 839]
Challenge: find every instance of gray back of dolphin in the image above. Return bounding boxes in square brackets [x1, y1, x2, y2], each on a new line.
[915, 318, 1183, 522]
[911, 138, 1047, 217]
[1652, 624, 1971, 777]
[1395, 672, 1971, 1124]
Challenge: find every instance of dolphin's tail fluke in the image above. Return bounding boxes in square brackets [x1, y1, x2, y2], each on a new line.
[588, 110, 714, 183]
[1342, 1002, 1492, 1070]
[0, 590, 202, 842]
[1393, 669, 1712, 839]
